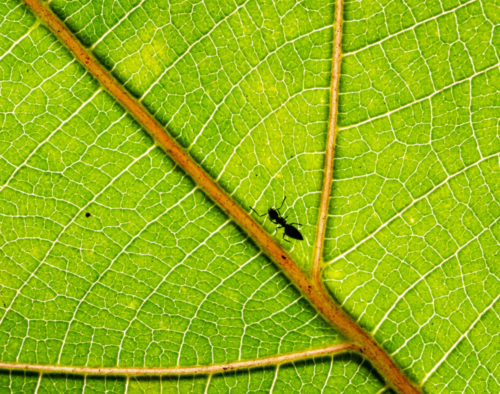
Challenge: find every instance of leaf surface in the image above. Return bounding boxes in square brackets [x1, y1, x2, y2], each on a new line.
[0, 0, 498, 392]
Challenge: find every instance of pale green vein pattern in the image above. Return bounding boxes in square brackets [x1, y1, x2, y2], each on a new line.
[49, 0, 335, 270]
[0, 0, 384, 393]
[324, 0, 499, 392]
[0, 0, 498, 393]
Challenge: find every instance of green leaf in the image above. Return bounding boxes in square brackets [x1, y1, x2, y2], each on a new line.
[0, 0, 498, 392]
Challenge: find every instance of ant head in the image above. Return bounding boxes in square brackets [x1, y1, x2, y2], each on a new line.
[268, 208, 279, 219]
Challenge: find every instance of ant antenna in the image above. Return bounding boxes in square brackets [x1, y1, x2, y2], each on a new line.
[278, 196, 286, 210]
[250, 206, 266, 217]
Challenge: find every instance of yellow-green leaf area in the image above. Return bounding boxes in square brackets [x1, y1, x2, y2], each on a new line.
[1, 0, 499, 392]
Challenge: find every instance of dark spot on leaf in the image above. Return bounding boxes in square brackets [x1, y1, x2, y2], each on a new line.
[85, 212, 91, 218]
[281, 255, 286, 259]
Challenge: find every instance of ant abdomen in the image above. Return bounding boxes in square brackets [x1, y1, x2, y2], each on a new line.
[250, 197, 303, 242]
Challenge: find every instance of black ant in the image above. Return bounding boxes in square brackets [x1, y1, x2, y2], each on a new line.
[250, 197, 303, 241]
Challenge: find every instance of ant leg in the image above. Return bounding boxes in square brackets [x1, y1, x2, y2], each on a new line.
[282, 232, 291, 243]
[276, 196, 286, 215]
[250, 207, 267, 217]
[288, 222, 302, 226]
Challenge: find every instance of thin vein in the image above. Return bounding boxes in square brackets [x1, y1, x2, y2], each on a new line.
[138, 0, 252, 101]
[311, 0, 343, 285]
[338, 63, 498, 132]
[0, 344, 357, 376]
[342, 0, 476, 57]
[326, 153, 499, 268]
[0, 20, 40, 62]
[372, 217, 499, 336]
[420, 294, 499, 386]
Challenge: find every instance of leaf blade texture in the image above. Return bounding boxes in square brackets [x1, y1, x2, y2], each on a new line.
[0, 0, 498, 392]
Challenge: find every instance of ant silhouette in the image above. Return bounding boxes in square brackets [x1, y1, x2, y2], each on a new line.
[250, 197, 303, 241]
